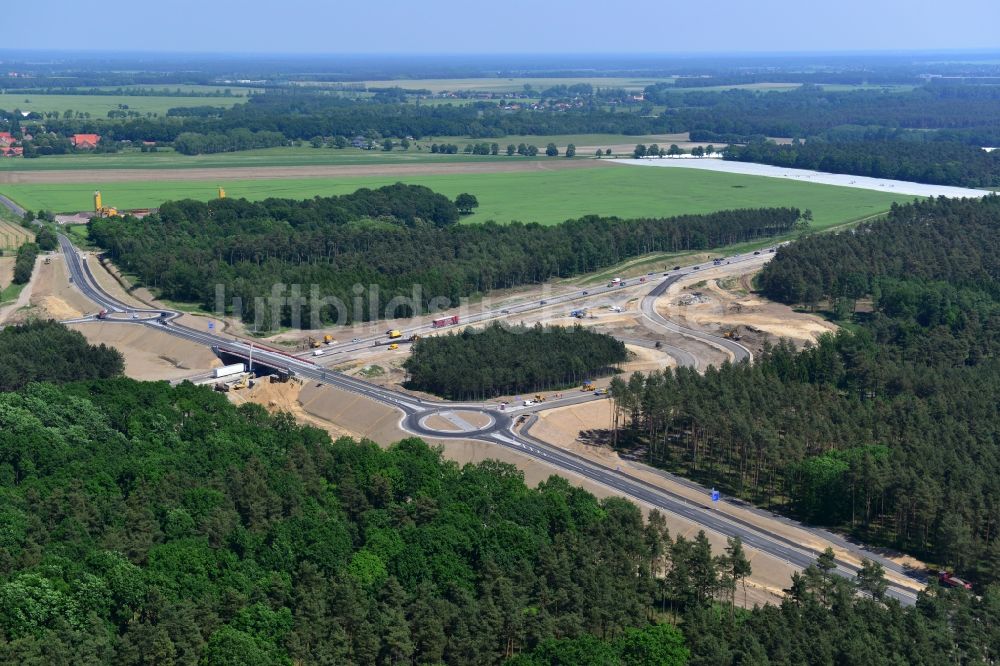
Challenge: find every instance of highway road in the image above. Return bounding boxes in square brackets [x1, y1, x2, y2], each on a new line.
[57, 233, 920, 606]
[305, 251, 764, 369]
[0, 194, 25, 218]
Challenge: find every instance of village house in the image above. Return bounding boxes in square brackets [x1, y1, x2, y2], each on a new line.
[71, 133, 101, 149]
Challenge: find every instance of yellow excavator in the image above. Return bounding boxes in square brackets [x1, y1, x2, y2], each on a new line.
[722, 327, 743, 341]
[581, 381, 596, 391]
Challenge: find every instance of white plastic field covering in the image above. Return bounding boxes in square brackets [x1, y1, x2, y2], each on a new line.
[610, 157, 998, 199]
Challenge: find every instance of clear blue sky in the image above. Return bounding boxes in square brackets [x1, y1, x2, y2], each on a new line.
[10, 0, 998, 53]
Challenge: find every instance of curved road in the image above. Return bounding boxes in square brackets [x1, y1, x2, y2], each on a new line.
[58, 234, 919, 605]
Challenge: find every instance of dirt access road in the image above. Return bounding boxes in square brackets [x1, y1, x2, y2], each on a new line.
[0, 158, 602, 184]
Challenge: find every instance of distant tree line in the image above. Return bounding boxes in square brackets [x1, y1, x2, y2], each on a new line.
[609, 196, 1000, 585]
[403, 323, 628, 400]
[11, 242, 38, 285]
[87, 185, 801, 329]
[172, 128, 287, 155]
[646, 84, 1000, 144]
[725, 140, 1000, 187]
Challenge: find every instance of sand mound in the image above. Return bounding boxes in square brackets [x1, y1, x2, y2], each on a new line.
[70, 323, 220, 380]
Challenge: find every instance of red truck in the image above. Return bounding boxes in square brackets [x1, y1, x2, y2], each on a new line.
[432, 315, 460, 328]
[96, 309, 109, 319]
[939, 571, 973, 590]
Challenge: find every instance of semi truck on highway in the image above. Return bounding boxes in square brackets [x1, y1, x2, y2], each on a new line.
[432, 315, 460, 328]
[213, 363, 245, 379]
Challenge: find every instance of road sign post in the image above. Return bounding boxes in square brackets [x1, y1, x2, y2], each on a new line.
[711, 488, 720, 503]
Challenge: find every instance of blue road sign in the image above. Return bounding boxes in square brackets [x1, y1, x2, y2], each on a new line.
[711, 489, 720, 502]
[208, 322, 215, 331]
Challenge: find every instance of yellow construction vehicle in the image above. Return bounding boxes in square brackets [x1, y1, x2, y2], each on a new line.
[388, 343, 399, 350]
[93, 191, 120, 218]
[723, 327, 743, 341]
[231, 374, 250, 390]
[581, 381, 596, 392]
[323, 334, 334, 344]
[387, 329, 402, 339]
[534, 394, 546, 403]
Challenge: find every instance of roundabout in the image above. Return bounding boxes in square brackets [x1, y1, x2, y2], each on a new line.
[406, 408, 511, 439]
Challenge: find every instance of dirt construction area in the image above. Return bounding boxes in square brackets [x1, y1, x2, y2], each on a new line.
[658, 259, 838, 352]
[0, 256, 13, 290]
[70, 323, 221, 381]
[13, 254, 96, 321]
[0, 158, 602, 185]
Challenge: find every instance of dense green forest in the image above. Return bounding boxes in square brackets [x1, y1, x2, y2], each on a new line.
[88, 186, 801, 329]
[648, 84, 1000, 145]
[403, 323, 628, 400]
[609, 196, 1000, 584]
[725, 140, 1000, 187]
[0, 320, 123, 390]
[2, 377, 999, 664]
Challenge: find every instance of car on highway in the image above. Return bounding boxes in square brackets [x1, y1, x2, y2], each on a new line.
[673, 266, 680, 270]
[540, 300, 547, 305]
[753, 251, 761, 255]
[501, 309, 510, 314]
[692, 266, 700, 270]
[581, 290, 588, 295]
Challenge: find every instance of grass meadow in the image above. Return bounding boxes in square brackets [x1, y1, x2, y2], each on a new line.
[1, 163, 908, 229]
[0, 92, 245, 117]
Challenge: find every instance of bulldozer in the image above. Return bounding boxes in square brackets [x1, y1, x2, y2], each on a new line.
[534, 394, 546, 403]
[581, 381, 596, 392]
[231, 374, 251, 390]
[722, 327, 743, 341]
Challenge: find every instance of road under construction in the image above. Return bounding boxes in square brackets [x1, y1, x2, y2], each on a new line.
[57, 232, 922, 606]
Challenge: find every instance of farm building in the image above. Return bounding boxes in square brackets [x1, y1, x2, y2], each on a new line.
[71, 133, 101, 149]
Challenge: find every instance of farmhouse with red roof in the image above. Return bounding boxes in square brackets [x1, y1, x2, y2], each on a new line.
[71, 133, 101, 149]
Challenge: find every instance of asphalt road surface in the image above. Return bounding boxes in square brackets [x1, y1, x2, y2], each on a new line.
[57, 234, 919, 606]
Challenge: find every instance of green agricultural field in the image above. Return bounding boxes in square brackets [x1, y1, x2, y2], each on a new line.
[0, 164, 907, 230]
[0, 136, 691, 172]
[0, 146, 504, 171]
[0, 92, 245, 116]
